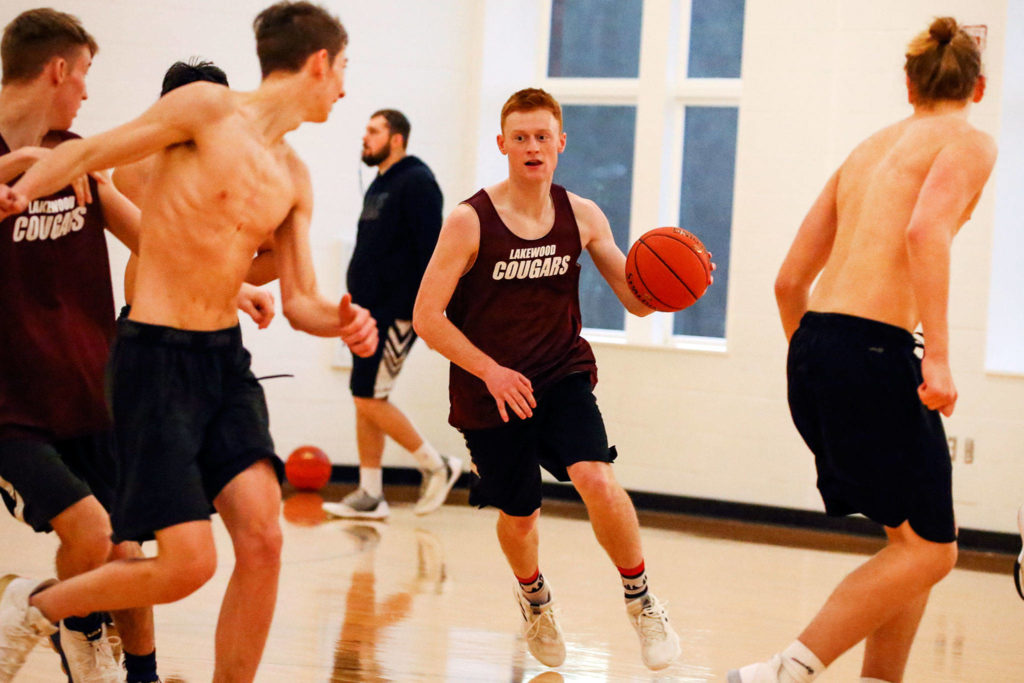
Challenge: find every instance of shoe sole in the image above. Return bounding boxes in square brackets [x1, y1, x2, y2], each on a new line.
[414, 461, 461, 516]
[322, 502, 388, 520]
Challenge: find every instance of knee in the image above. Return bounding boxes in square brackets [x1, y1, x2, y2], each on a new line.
[570, 463, 619, 505]
[156, 550, 218, 603]
[109, 540, 145, 562]
[927, 542, 958, 581]
[499, 511, 539, 540]
[55, 513, 114, 572]
[233, 518, 283, 571]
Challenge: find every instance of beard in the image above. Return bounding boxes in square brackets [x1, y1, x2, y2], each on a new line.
[361, 146, 389, 167]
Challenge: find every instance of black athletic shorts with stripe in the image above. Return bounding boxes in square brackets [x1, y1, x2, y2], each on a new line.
[350, 312, 417, 399]
[0, 432, 116, 532]
[787, 311, 955, 543]
[107, 319, 283, 543]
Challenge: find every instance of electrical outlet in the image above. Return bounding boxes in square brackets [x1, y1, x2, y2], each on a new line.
[947, 436, 957, 461]
[964, 438, 974, 464]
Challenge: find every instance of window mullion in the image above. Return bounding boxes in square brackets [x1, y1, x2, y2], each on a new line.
[626, 0, 675, 346]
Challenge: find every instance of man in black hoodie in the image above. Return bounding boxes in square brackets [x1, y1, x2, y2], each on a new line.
[325, 109, 459, 520]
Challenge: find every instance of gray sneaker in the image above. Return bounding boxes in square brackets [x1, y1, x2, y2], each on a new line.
[322, 488, 389, 520]
[414, 455, 462, 516]
[0, 575, 58, 683]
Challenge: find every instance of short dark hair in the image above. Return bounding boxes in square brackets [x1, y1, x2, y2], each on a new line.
[371, 109, 411, 148]
[1, 8, 97, 84]
[253, 1, 347, 79]
[161, 58, 229, 96]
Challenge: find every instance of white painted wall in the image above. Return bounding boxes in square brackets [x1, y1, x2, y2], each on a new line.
[5, 0, 1019, 533]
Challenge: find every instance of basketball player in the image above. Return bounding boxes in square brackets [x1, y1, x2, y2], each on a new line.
[324, 109, 459, 521]
[730, 17, 996, 683]
[413, 88, 684, 671]
[0, 9, 159, 682]
[0, 3, 376, 681]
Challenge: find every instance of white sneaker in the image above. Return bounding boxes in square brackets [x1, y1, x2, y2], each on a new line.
[323, 488, 390, 520]
[1015, 504, 1024, 600]
[58, 619, 121, 683]
[626, 594, 680, 671]
[414, 455, 462, 516]
[0, 575, 58, 683]
[515, 583, 565, 667]
[727, 655, 785, 683]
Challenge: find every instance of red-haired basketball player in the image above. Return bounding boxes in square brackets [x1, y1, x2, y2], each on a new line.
[414, 87, 684, 671]
[731, 17, 996, 683]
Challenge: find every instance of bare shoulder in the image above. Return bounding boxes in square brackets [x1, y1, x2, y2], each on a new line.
[159, 81, 234, 122]
[445, 202, 481, 236]
[565, 190, 606, 226]
[958, 126, 998, 166]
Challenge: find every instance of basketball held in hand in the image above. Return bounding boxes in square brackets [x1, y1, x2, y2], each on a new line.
[285, 445, 332, 491]
[625, 227, 712, 312]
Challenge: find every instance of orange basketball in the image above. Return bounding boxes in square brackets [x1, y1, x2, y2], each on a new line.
[625, 227, 712, 312]
[285, 445, 332, 491]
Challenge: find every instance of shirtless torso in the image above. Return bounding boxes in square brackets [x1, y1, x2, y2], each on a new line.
[808, 108, 995, 332]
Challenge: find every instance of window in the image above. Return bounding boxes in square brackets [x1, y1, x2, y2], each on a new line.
[544, 0, 744, 344]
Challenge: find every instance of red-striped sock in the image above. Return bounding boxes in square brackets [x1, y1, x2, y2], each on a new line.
[618, 560, 648, 602]
[516, 568, 551, 606]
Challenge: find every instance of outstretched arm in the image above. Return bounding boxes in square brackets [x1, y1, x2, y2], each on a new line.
[275, 155, 376, 355]
[0, 82, 221, 219]
[573, 195, 655, 318]
[413, 204, 536, 422]
[775, 170, 840, 341]
[906, 132, 997, 416]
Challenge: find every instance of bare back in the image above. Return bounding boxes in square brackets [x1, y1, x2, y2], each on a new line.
[809, 113, 990, 331]
[130, 90, 298, 330]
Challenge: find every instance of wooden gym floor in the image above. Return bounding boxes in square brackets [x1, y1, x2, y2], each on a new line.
[3, 485, 1021, 682]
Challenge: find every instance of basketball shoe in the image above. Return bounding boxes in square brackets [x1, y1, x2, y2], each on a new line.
[515, 583, 565, 667]
[414, 455, 462, 516]
[1015, 503, 1024, 601]
[0, 575, 58, 682]
[323, 488, 389, 520]
[57, 619, 121, 682]
[626, 594, 680, 671]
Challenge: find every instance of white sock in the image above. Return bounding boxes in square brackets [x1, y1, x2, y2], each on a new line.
[360, 467, 383, 498]
[411, 442, 443, 471]
[779, 641, 824, 682]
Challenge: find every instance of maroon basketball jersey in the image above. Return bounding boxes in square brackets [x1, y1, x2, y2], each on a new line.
[0, 131, 114, 439]
[447, 184, 597, 430]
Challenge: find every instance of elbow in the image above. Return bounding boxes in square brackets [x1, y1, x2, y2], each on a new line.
[280, 299, 304, 332]
[412, 310, 428, 340]
[774, 273, 802, 305]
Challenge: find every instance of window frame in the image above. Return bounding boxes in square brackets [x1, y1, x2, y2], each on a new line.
[537, 0, 742, 351]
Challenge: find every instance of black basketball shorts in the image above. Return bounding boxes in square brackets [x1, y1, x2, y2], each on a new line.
[461, 372, 618, 517]
[787, 311, 955, 543]
[350, 313, 417, 399]
[0, 432, 117, 532]
[106, 319, 284, 543]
